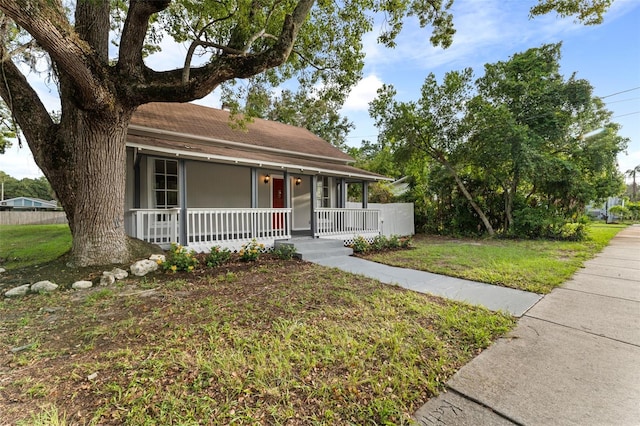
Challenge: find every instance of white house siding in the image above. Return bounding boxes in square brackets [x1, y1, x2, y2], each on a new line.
[186, 161, 251, 208]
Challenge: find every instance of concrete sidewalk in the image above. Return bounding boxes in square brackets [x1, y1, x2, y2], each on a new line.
[313, 255, 542, 317]
[414, 224, 640, 425]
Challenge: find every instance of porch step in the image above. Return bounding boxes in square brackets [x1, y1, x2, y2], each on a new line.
[275, 238, 353, 261]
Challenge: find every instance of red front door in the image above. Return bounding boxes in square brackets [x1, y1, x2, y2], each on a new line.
[272, 178, 284, 229]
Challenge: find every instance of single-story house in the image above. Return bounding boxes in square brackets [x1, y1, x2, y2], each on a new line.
[0, 197, 58, 211]
[125, 102, 391, 251]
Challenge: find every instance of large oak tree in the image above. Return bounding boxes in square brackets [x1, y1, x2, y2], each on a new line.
[0, 0, 613, 265]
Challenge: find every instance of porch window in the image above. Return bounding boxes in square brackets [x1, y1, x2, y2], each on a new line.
[316, 176, 330, 207]
[154, 159, 179, 208]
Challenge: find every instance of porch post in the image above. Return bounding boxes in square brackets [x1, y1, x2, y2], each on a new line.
[284, 170, 291, 208]
[311, 175, 318, 237]
[339, 178, 347, 208]
[362, 181, 369, 209]
[179, 159, 187, 245]
[133, 150, 141, 208]
[250, 168, 258, 208]
[284, 170, 291, 235]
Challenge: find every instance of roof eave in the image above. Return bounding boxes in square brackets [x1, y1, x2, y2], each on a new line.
[127, 142, 391, 182]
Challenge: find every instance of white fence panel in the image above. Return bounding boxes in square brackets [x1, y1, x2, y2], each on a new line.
[346, 202, 414, 237]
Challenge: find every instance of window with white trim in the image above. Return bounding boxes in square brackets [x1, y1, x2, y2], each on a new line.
[154, 159, 179, 208]
[316, 176, 330, 207]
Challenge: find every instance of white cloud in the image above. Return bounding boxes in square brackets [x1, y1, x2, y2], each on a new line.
[342, 74, 383, 112]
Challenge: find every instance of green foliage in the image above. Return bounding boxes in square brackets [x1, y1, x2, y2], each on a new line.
[238, 239, 264, 262]
[206, 246, 231, 267]
[161, 243, 199, 273]
[369, 43, 627, 240]
[243, 87, 354, 150]
[371, 235, 388, 251]
[627, 202, 640, 221]
[357, 234, 411, 253]
[529, 0, 613, 25]
[273, 244, 297, 260]
[351, 236, 370, 254]
[511, 208, 587, 241]
[0, 102, 16, 154]
[608, 205, 630, 221]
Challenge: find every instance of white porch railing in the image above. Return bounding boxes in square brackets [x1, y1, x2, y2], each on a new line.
[314, 208, 380, 237]
[127, 208, 181, 246]
[186, 208, 291, 246]
[126, 208, 291, 251]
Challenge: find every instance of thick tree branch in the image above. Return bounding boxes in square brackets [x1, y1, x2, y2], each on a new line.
[118, 0, 171, 77]
[0, 0, 111, 110]
[129, 0, 315, 105]
[75, 0, 110, 63]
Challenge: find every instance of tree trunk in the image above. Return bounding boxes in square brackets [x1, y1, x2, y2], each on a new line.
[48, 108, 133, 266]
[442, 161, 495, 236]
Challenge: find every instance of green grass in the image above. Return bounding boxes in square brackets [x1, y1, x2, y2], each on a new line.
[0, 262, 515, 424]
[365, 223, 627, 294]
[0, 224, 72, 269]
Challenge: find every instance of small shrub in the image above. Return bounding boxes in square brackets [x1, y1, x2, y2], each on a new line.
[239, 239, 264, 262]
[555, 222, 586, 241]
[274, 244, 297, 260]
[371, 235, 388, 251]
[206, 246, 232, 267]
[387, 235, 401, 249]
[351, 235, 370, 253]
[162, 243, 199, 273]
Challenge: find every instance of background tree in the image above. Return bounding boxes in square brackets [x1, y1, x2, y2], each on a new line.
[370, 69, 496, 235]
[0, 0, 614, 265]
[625, 165, 640, 201]
[0, 170, 55, 200]
[468, 43, 626, 235]
[0, 102, 16, 154]
[369, 43, 626, 238]
[238, 85, 354, 150]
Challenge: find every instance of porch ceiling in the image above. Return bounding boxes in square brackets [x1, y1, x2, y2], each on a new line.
[128, 134, 391, 182]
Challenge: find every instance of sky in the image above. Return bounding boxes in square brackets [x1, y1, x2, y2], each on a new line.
[1, 0, 639, 181]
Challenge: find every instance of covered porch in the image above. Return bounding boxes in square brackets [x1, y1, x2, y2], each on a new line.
[124, 147, 383, 252]
[125, 207, 380, 252]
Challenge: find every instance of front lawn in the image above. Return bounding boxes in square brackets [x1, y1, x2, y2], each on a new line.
[0, 259, 514, 424]
[0, 224, 72, 270]
[362, 223, 627, 294]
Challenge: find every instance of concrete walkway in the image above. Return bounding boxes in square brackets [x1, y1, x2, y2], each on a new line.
[313, 256, 542, 317]
[414, 224, 640, 425]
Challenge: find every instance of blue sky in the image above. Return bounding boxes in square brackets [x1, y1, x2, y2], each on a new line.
[1, 0, 639, 180]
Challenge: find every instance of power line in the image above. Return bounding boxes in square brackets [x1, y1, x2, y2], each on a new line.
[600, 87, 640, 99]
[612, 111, 640, 119]
[605, 97, 640, 105]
